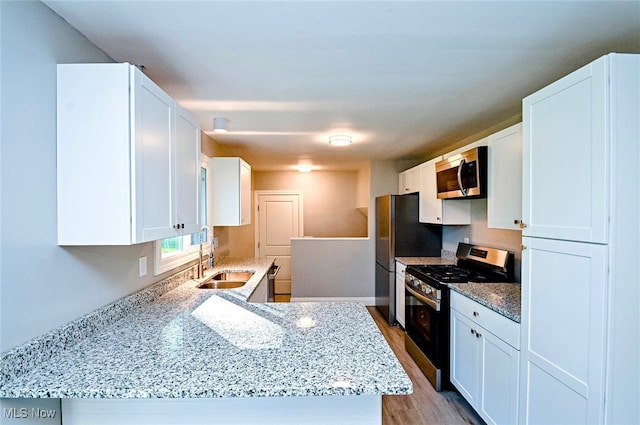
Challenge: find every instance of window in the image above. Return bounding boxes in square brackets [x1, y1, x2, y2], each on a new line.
[154, 156, 209, 275]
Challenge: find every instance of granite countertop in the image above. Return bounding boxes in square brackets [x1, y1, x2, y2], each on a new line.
[448, 283, 521, 323]
[395, 256, 455, 266]
[0, 257, 411, 399]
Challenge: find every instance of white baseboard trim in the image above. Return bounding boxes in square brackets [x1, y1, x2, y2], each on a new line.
[290, 297, 376, 305]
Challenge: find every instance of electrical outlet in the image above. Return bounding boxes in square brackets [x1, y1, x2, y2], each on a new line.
[463, 237, 470, 244]
[139, 256, 147, 277]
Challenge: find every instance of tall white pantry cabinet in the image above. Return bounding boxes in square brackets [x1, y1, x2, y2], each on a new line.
[520, 53, 639, 425]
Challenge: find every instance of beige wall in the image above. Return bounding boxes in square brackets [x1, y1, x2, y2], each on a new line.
[254, 170, 368, 238]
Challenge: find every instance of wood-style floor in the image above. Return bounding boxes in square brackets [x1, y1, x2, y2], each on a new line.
[367, 307, 485, 425]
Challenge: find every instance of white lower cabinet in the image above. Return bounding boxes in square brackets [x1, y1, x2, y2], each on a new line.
[394, 262, 406, 328]
[450, 291, 520, 425]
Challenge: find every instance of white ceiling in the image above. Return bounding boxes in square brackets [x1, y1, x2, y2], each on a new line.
[44, 1, 639, 171]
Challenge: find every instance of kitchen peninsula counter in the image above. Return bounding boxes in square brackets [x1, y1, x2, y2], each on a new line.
[1, 257, 411, 424]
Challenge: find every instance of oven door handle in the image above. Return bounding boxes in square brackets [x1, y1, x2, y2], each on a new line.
[405, 283, 439, 311]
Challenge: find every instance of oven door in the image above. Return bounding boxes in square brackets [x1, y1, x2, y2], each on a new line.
[405, 283, 448, 373]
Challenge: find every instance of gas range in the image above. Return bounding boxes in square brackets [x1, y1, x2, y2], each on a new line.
[406, 243, 514, 291]
[403, 242, 514, 392]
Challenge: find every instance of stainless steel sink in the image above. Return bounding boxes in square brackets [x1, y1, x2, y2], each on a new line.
[197, 280, 246, 289]
[210, 271, 254, 281]
[196, 270, 254, 289]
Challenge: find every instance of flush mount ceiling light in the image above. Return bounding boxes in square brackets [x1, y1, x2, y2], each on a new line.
[328, 134, 352, 146]
[213, 117, 228, 133]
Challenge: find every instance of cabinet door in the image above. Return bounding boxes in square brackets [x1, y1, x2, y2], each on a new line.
[520, 237, 606, 425]
[488, 123, 522, 230]
[399, 166, 420, 194]
[419, 159, 442, 223]
[132, 68, 175, 243]
[240, 160, 252, 225]
[398, 170, 410, 194]
[480, 330, 520, 425]
[522, 57, 608, 243]
[174, 105, 201, 235]
[450, 308, 480, 406]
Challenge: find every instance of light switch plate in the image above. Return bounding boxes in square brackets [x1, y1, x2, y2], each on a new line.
[139, 256, 147, 277]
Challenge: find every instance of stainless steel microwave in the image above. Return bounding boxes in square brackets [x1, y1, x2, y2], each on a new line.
[435, 146, 487, 199]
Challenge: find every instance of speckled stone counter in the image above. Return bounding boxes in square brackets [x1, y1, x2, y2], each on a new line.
[0, 257, 411, 399]
[448, 283, 521, 323]
[395, 256, 455, 266]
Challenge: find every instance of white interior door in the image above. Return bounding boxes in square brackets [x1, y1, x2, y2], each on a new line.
[255, 191, 303, 299]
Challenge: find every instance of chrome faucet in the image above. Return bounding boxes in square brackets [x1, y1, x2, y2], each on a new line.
[197, 225, 214, 279]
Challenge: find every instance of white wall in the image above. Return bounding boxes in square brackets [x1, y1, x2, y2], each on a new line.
[0, 1, 169, 351]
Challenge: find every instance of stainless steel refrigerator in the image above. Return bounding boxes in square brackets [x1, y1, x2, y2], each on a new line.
[375, 193, 442, 324]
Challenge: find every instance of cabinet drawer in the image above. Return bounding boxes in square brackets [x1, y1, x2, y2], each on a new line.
[450, 291, 520, 349]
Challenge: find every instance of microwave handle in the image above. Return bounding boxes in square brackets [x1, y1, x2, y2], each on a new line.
[457, 158, 468, 196]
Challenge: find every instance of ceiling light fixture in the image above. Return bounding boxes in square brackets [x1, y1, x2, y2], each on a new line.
[328, 134, 352, 146]
[213, 117, 228, 133]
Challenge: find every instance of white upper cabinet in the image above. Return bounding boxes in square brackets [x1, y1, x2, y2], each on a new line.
[419, 157, 471, 225]
[522, 57, 608, 243]
[173, 105, 202, 235]
[210, 157, 252, 226]
[487, 123, 522, 230]
[398, 165, 421, 194]
[57, 63, 201, 245]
